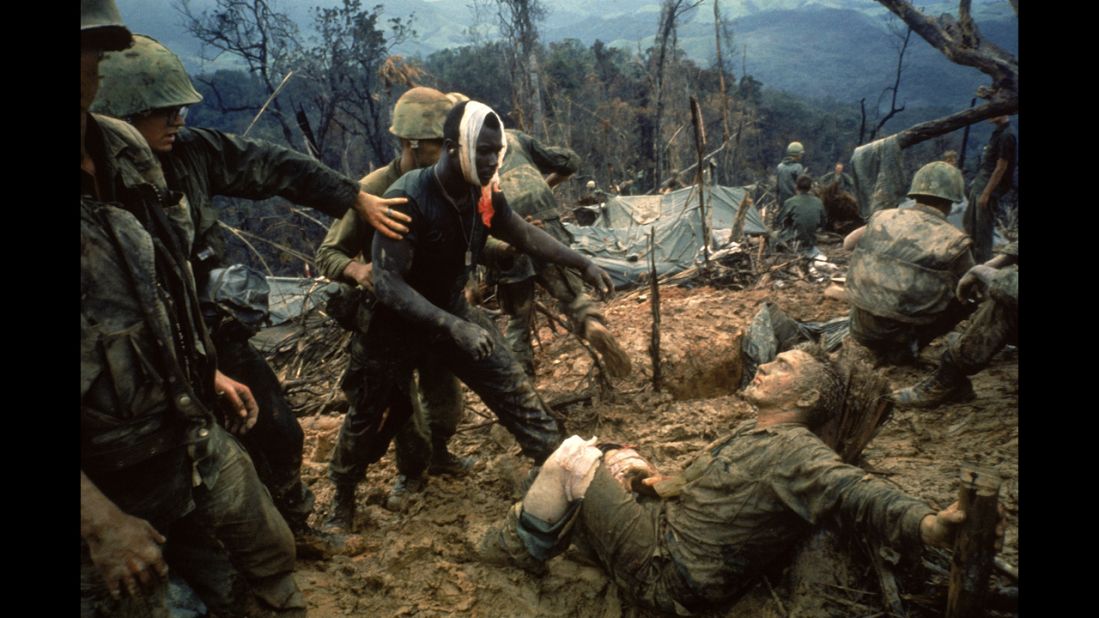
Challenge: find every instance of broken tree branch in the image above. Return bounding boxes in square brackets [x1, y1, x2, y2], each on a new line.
[946, 464, 1002, 618]
[649, 228, 663, 392]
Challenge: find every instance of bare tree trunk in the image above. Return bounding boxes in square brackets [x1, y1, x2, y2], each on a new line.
[713, 0, 732, 183]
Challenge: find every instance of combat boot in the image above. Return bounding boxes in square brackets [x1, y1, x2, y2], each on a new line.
[892, 360, 975, 408]
[384, 474, 426, 512]
[583, 318, 632, 378]
[324, 482, 357, 532]
[428, 446, 476, 477]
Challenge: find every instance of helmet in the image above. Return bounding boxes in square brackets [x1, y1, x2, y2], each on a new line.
[907, 161, 964, 203]
[586, 180, 597, 190]
[786, 141, 804, 156]
[82, 0, 131, 51]
[92, 34, 202, 118]
[446, 92, 471, 105]
[389, 87, 452, 140]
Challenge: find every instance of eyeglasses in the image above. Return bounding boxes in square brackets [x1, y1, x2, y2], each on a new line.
[137, 106, 189, 127]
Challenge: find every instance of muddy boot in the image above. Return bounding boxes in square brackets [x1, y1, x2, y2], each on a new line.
[288, 520, 339, 561]
[384, 474, 426, 512]
[324, 482, 357, 532]
[583, 318, 632, 378]
[478, 503, 549, 576]
[892, 358, 975, 408]
[428, 446, 476, 477]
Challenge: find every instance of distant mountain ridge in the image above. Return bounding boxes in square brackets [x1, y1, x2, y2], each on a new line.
[118, 0, 1017, 110]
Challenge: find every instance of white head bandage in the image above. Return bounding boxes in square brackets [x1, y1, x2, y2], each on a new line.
[456, 100, 507, 187]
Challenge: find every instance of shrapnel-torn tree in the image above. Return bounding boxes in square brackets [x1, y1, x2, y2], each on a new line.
[874, 0, 1018, 149]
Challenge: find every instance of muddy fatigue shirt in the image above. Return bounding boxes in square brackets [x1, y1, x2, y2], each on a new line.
[779, 193, 826, 248]
[775, 157, 804, 216]
[315, 158, 405, 282]
[81, 115, 220, 533]
[499, 130, 581, 222]
[846, 204, 975, 324]
[160, 127, 360, 287]
[661, 421, 933, 608]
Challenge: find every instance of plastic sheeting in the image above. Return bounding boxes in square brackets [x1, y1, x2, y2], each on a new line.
[564, 184, 768, 288]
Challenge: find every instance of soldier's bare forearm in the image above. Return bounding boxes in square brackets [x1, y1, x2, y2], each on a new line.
[494, 210, 591, 272]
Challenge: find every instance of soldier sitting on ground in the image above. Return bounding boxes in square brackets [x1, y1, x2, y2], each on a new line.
[479, 343, 968, 614]
[842, 161, 976, 366]
[776, 174, 826, 258]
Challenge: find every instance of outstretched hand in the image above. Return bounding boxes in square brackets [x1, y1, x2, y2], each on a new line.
[214, 369, 258, 435]
[956, 264, 998, 302]
[86, 511, 169, 600]
[920, 502, 967, 548]
[451, 319, 494, 360]
[581, 262, 615, 300]
[356, 191, 411, 240]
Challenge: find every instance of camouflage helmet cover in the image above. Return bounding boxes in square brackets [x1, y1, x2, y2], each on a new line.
[81, 0, 132, 51]
[786, 141, 805, 156]
[389, 87, 453, 140]
[91, 34, 203, 118]
[908, 160, 965, 203]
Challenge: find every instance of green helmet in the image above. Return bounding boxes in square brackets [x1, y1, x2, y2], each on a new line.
[389, 87, 452, 140]
[81, 0, 131, 51]
[908, 161, 964, 203]
[786, 141, 805, 156]
[91, 34, 203, 118]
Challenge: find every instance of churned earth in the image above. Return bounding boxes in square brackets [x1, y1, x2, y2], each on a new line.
[286, 242, 1018, 618]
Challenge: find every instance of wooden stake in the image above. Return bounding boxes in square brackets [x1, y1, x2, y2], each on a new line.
[689, 96, 710, 267]
[946, 464, 1002, 618]
[648, 229, 662, 392]
[731, 190, 753, 241]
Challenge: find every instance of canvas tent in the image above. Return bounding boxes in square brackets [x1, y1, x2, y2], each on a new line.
[564, 184, 767, 288]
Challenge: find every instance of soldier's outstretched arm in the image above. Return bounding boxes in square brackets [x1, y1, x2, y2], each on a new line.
[492, 208, 614, 299]
[372, 233, 494, 360]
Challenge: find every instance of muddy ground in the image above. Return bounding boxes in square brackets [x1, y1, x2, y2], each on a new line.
[286, 240, 1019, 617]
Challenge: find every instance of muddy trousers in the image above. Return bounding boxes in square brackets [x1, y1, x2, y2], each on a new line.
[490, 464, 702, 615]
[81, 426, 302, 617]
[329, 302, 563, 486]
[964, 181, 1000, 264]
[212, 334, 314, 530]
[848, 301, 975, 365]
[341, 330, 465, 479]
[947, 293, 1018, 375]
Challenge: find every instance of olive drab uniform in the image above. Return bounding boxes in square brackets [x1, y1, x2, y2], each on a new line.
[777, 193, 826, 251]
[492, 129, 598, 375]
[81, 115, 301, 617]
[159, 127, 363, 530]
[774, 156, 804, 226]
[846, 204, 976, 360]
[486, 421, 933, 615]
[315, 158, 465, 481]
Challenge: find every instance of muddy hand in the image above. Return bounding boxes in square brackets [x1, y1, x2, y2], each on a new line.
[581, 261, 615, 300]
[214, 369, 259, 435]
[87, 512, 169, 600]
[920, 501, 966, 548]
[357, 191, 411, 240]
[451, 320, 494, 360]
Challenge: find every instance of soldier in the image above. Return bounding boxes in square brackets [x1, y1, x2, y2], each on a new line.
[842, 161, 976, 365]
[774, 141, 805, 225]
[893, 240, 1018, 407]
[777, 174, 826, 256]
[479, 343, 968, 614]
[818, 161, 854, 194]
[490, 125, 631, 378]
[91, 34, 411, 542]
[81, 2, 302, 615]
[964, 115, 1016, 263]
[326, 100, 616, 530]
[315, 86, 472, 512]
